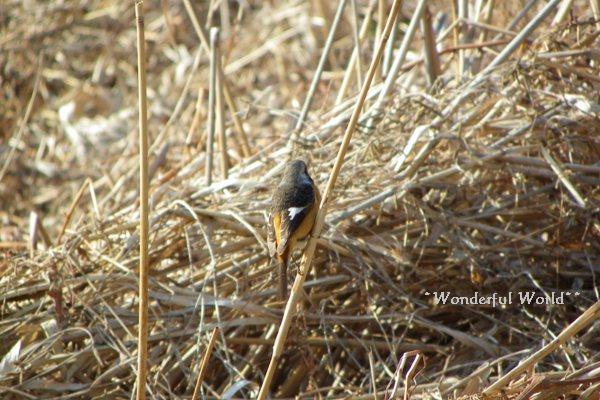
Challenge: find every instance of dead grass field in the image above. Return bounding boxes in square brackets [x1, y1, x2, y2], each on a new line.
[1, 1, 600, 399]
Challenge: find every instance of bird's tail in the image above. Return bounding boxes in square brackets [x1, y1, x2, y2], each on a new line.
[277, 248, 290, 300]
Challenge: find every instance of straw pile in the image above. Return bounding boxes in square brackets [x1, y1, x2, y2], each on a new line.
[1, 1, 599, 399]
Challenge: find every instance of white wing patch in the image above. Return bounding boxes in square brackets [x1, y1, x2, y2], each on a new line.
[288, 206, 307, 220]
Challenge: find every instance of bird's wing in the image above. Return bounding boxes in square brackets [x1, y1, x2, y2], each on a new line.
[275, 182, 315, 255]
[267, 212, 278, 257]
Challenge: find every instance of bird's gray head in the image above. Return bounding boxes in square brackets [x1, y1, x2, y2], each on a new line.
[284, 159, 308, 177]
[281, 159, 314, 186]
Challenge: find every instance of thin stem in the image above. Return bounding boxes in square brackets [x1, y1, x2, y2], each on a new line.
[134, 2, 149, 400]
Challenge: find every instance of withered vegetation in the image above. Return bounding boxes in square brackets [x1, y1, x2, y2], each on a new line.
[1, 1, 599, 399]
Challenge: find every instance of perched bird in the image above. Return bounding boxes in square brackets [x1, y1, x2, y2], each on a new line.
[267, 159, 320, 299]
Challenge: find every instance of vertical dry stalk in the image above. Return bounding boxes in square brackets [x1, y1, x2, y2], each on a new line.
[292, 0, 348, 136]
[472, 0, 561, 88]
[472, 0, 495, 73]
[218, 64, 251, 157]
[382, 4, 398, 78]
[214, 30, 229, 180]
[206, 28, 219, 186]
[134, 2, 149, 400]
[479, 0, 495, 41]
[219, 0, 231, 37]
[191, 328, 219, 400]
[421, 6, 441, 87]
[56, 178, 91, 245]
[457, 0, 468, 79]
[591, 0, 600, 29]
[349, 0, 364, 84]
[28, 211, 39, 258]
[187, 86, 205, 146]
[375, 0, 385, 78]
[0, 56, 42, 183]
[335, 0, 376, 105]
[364, 0, 426, 124]
[255, 1, 404, 398]
[183, 0, 251, 157]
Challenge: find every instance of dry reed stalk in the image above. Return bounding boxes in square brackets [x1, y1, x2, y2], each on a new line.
[479, 0, 495, 41]
[382, 2, 398, 78]
[457, 0, 468, 78]
[590, 0, 600, 29]
[214, 29, 229, 180]
[335, 0, 376, 105]
[134, 2, 150, 400]
[375, 0, 385, 78]
[540, 146, 586, 208]
[219, 0, 231, 37]
[451, 0, 460, 81]
[483, 301, 600, 395]
[291, 0, 348, 136]
[364, 0, 426, 124]
[256, 1, 404, 398]
[4, 2, 600, 399]
[191, 328, 219, 400]
[438, 0, 561, 123]
[368, 351, 378, 400]
[552, 0, 576, 26]
[349, 0, 364, 84]
[421, 6, 441, 86]
[187, 86, 205, 146]
[56, 178, 91, 245]
[28, 211, 38, 257]
[205, 28, 219, 186]
[183, 0, 251, 158]
[0, 56, 42, 183]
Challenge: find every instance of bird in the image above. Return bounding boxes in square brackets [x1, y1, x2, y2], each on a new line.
[267, 159, 320, 300]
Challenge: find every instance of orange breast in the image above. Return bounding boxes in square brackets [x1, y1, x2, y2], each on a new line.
[273, 212, 282, 248]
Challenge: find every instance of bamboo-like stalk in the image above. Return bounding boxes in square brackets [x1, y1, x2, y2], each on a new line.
[552, 0, 575, 26]
[183, 0, 251, 157]
[134, 2, 150, 400]
[291, 0, 347, 139]
[364, 0, 427, 123]
[479, 0, 495, 41]
[56, 178, 91, 245]
[187, 86, 205, 146]
[255, 1, 404, 398]
[0, 56, 42, 183]
[205, 28, 219, 186]
[28, 211, 38, 257]
[214, 29, 229, 180]
[541, 146, 586, 208]
[219, 0, 231, 37]
[457, 0, 468, 78]
[469, 0, 561, 88]
[451, 0, 460, 82]
[590, 0, 600, 29]
[382, 3, 398, 78]
[483, 301, 600, 395]
[349, 0, 363, 85]
[375, 0, 385, 78]
[335, 0, 376, 105]
[191, 328, 219, 400]
[420, 6, 441, 86]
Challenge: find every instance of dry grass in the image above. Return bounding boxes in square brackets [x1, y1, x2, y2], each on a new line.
[1, 1, 600, 399]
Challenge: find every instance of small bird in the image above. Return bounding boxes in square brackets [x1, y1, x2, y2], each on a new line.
[267, 159, 320, 299]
